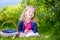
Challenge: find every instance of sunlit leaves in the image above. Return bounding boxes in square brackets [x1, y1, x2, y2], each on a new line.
[0, 4, 23, 23]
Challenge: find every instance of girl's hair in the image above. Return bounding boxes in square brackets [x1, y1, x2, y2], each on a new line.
[19, 6, 37, 22]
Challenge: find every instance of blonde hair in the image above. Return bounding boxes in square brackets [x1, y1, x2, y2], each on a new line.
[19, 6, 37, 22]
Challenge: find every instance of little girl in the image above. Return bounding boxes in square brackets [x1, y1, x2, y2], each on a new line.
[18, 6, 40, 37]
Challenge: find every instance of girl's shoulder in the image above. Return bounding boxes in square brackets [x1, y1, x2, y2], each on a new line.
[19, 20, 24, 24]
[31, 21, 37, 25]
[19, 20, 23, 22]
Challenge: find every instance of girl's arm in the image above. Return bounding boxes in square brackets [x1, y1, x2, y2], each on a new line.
[18, 21, 24, 33]
[32, 22, 38, 33]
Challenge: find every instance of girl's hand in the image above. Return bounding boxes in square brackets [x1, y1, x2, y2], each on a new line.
[24, 29, 28, 34]
[24, 29, 32, 34]
[28, 30, 32, 33]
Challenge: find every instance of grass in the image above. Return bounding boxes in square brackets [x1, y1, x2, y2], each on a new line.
[0, 36, 40, 40]
[0, 33, 58, 40]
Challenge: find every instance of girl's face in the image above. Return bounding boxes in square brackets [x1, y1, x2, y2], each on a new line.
[25, 7, 35, 19]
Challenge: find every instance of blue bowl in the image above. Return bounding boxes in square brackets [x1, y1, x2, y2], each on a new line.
[2, 29, 17, 33]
